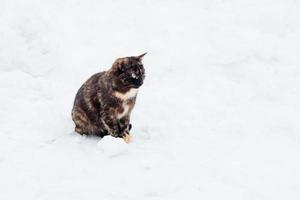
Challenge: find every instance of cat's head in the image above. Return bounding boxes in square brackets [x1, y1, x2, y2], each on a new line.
[111, 53, 146, 89]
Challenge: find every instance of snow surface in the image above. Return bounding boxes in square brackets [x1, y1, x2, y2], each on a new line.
[1, 0, 300, 199]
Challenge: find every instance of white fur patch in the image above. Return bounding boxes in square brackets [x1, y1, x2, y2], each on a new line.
[114, 88, 138, 100]
[117, 103, 130, 119]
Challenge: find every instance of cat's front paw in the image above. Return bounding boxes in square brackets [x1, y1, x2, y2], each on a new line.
[122, 132, 131, 143]
[109, 127, 122, 138]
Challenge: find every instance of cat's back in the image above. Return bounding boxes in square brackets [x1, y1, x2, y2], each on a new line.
[73, 71, 107, 109]
[84, 71, 106, 88]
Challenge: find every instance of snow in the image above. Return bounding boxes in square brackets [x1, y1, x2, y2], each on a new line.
[1, 0, 300, 199]
[97, 137, 129, 157]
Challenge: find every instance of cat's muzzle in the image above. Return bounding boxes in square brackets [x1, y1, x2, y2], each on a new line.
[131, 78, 143, 87]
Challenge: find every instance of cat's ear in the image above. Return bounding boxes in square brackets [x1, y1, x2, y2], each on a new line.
[117, 63, 125, 74]
[112, 58, 124, 73]
[137, 52, 147, 60]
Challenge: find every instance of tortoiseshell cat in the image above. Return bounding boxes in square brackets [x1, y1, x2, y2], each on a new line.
[71, 53, 146, 143]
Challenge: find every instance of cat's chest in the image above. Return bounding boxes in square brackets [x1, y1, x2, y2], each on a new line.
[114, 88, 138, 119]
[114, 88, 138, 100]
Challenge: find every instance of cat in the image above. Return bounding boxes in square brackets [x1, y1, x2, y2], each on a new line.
[71, 53, 146, 143]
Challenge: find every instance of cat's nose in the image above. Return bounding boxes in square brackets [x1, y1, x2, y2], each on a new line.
[132, 78, 143, 86]
[136, 78, 143, 86]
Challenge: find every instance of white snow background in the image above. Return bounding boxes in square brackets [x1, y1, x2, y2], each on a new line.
[0, 0, 300, 199]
